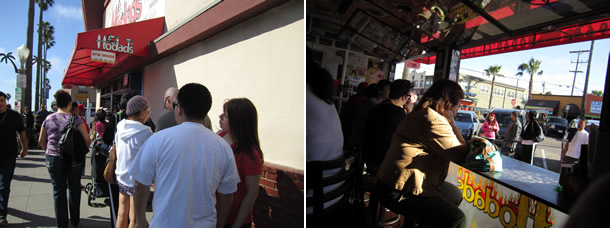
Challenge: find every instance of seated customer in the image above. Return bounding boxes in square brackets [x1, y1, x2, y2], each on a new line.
[363, 79, 412, 174]
[376, 79, 468, 228]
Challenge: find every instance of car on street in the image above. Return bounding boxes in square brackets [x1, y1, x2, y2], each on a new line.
[455, 110, 480, 140]
[544, 116, 568, 137]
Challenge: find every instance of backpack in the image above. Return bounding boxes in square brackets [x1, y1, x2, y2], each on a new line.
[464, 136, 503, 172]
[59, 115, 76, 155]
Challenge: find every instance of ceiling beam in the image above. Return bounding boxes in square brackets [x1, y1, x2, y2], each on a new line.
[458, 0, 512, 36]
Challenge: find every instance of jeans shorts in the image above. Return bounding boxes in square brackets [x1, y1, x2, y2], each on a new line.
[117, 181, 134, 196]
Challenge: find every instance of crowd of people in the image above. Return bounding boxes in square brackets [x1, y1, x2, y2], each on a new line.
[306, 57, 594, 227]
[0, 83, 264, 228]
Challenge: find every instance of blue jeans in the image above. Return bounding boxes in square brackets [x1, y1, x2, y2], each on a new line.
[46, 155, 85, 228]
[0, 159, 17, 220]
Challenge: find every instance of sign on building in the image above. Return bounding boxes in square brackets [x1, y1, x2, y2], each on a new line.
[104, 0, 166, 28]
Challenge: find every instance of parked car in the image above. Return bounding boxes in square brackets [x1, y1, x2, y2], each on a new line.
[490, 108, 526, 140]
[544, 116, 568, 137]
[455, 110, 480, 140]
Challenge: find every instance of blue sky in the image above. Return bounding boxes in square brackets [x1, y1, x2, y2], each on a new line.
[0, 0, 83, 110]
[401, 38, 610, 96]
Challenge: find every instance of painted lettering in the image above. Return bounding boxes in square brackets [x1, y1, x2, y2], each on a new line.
[96, 34, 134, 54]
[456, 167, 555, 227]
[111, 0, 143, 27]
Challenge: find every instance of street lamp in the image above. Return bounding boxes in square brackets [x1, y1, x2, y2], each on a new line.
[17, 44, 30, 72]
[16, 44, 30, 113]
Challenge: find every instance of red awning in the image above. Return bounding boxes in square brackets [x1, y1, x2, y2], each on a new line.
[415, 17, 610, 64]
[62, 17, 165, 87]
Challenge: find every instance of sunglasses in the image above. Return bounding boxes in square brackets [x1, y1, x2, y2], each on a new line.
[172, 101, 179, 110]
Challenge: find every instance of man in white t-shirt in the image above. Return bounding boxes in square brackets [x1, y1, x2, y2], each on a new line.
[130, 83, 240, 228]
[562, 118, 589, 165]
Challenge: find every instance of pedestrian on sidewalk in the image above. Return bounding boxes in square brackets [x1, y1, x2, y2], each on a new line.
[114, 96, 153, 228]
[130, 83, 239, 227]
[0, 91, 28, 227]
[38, 90, 91, 228]
[218, 98, 264, 228]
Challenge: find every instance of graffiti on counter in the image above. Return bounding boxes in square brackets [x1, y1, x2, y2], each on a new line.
[456, 167, 555, 227]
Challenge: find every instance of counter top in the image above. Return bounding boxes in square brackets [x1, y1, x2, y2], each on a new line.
[457, 156, 574, 213]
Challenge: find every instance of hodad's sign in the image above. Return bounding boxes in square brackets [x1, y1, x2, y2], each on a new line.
[96, 34, 134, 54]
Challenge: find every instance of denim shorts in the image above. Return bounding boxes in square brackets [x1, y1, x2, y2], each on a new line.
[117, 181, 134, 196]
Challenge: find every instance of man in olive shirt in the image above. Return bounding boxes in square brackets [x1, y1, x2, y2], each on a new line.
[0, 91, 28, 226]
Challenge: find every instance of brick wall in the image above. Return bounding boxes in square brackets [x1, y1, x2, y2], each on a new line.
[252, 162, 304, 227]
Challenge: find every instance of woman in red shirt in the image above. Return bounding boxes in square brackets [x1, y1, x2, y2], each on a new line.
[218, 98, 264, 228]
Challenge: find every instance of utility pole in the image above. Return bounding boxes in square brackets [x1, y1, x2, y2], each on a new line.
[581, 40, 594, 117]
[542, 81, 545, 93]
[569, 49, 589, 96]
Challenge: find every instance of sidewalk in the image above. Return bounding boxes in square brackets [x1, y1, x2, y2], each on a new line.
[4, 149, 152, 228]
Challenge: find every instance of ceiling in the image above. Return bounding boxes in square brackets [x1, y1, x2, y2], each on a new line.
[307, 0, 610, 62]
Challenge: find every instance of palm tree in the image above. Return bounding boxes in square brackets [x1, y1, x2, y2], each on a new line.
[6, 93, 11, 102]
[591, 90, 603, 96]
[36, 0, 54, 111]
[27, 0, 35, 112]
[517, 58, 543, 102]
[40, 21, 55, 102]
[0, 52, 19, 73]
[484, 65, 502, 109]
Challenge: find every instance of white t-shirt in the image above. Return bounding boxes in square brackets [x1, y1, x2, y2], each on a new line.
[565, 130, 589, 159]
[115, 119, 153, 187]
[306, 86, 343, 214]
[130, 121, 240, 228]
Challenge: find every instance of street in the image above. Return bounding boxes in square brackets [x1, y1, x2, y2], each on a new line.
[532, 133, 564, 173]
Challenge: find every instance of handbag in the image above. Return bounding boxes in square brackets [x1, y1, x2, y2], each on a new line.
[532, 124, 545, 143]
[464, 136, 502, 172]
[103, 143, 117, 184]
[59, 115, 76, 155]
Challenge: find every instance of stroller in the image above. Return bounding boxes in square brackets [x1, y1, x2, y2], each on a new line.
[84, 138, 111, 207]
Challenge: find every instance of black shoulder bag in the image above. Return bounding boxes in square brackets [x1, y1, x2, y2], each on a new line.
[59, 115, 76, 156]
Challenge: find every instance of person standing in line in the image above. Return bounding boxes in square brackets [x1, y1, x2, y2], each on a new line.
[36, 104, 50, 124]
[51, 101, 59, 113]
[218, 98, 264, 228]
[519, 111, 542, 165]
[349, 79, 391, 147]
[503, 111, 522, 157]
[155, 87, 179, 132]
[363, 79, 412, 174]
[131, 83, 239, 228]
[156, 87, 213, 132]
[38, 90, 90, 228]
[0, 91, 27, 227]
[71, 102, 89, 132]
[479, 113, 499, 140]
[403, 92, 418, 114]
[115, 96, 153, 228]
[562, 118, 589, 165]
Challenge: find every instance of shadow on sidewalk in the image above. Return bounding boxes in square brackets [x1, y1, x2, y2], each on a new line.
[14, 163, 44, 169]
[12, 175, 51, 184]
[7, 208, 111, 228]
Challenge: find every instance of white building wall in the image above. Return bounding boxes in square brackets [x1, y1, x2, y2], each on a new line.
[164, 0, 219, 30]
[143, 0, 304, 170]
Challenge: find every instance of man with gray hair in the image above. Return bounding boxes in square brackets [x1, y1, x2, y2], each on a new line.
[156, 87, 179, 132]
